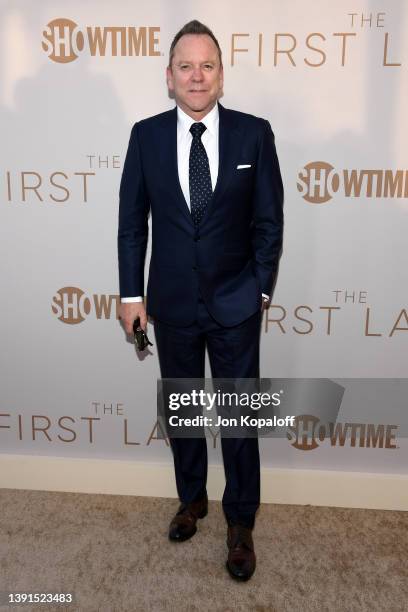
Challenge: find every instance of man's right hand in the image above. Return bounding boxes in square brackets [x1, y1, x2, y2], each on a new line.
[119, 302, 148, 334]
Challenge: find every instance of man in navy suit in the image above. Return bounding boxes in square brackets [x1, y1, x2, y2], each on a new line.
[118, 20, 283, 581]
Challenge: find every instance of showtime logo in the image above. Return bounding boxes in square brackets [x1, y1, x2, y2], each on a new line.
[52, 287, 121, 324]
[287, 415, 398, 451]
[42, 18, 161, 63]
[297, 161, 408, 203]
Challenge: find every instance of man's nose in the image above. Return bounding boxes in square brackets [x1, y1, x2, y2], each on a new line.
[191, 67, 204, 80]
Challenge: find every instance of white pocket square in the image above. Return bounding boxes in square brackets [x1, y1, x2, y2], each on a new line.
[237, 164, 252, 169]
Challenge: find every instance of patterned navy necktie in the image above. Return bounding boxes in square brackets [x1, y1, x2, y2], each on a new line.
[189, 122, 213, 227]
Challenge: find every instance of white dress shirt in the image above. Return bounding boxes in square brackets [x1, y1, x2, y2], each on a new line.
[177, 102, 219, 208]
[120, 102, 269, 303]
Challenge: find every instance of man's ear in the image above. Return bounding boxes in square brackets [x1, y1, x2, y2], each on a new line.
[219, 65, 224, 92]
[166, 65, 174, 91]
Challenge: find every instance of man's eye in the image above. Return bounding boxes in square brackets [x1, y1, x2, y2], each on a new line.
[180, 65, 190, 70]
[204, 64, 214, 70]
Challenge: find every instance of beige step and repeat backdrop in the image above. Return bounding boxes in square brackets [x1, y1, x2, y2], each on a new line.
[1, 1, 407, 508]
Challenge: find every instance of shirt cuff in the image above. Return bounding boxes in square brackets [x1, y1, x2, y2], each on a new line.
[121, 296, 143, 303]
[261, 293, 270, 301]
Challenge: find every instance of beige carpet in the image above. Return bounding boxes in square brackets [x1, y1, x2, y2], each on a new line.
[0, 489, 407, 612]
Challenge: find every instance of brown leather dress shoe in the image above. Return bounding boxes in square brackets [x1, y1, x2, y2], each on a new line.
[168, 494, 208, 542]
[226, 524, 256, 581]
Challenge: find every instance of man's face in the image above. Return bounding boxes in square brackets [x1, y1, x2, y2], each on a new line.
[167, 34, 224, 120]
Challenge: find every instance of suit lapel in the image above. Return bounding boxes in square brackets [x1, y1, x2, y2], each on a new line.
[199, 102, 241, 225]
[158, 103, 241, 226]
[158, 107, 193, 224]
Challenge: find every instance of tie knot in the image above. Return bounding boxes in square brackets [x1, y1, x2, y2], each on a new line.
[190, 122, 206, 139]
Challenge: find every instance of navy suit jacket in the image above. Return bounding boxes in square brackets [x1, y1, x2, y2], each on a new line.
[118, 102, 284, 327]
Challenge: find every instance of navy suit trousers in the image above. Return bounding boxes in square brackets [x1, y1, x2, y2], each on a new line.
[153, 293, 262, 529]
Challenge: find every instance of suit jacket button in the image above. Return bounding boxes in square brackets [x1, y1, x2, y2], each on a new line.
[192, 266, 197, 271]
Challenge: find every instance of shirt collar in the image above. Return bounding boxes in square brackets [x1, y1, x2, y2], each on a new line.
[177, 102, 219, 137]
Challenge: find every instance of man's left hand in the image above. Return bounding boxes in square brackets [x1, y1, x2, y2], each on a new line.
[261, 297, 270, 312]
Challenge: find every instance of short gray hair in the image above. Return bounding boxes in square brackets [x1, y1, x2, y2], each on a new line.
[168, 20, 222, 67]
